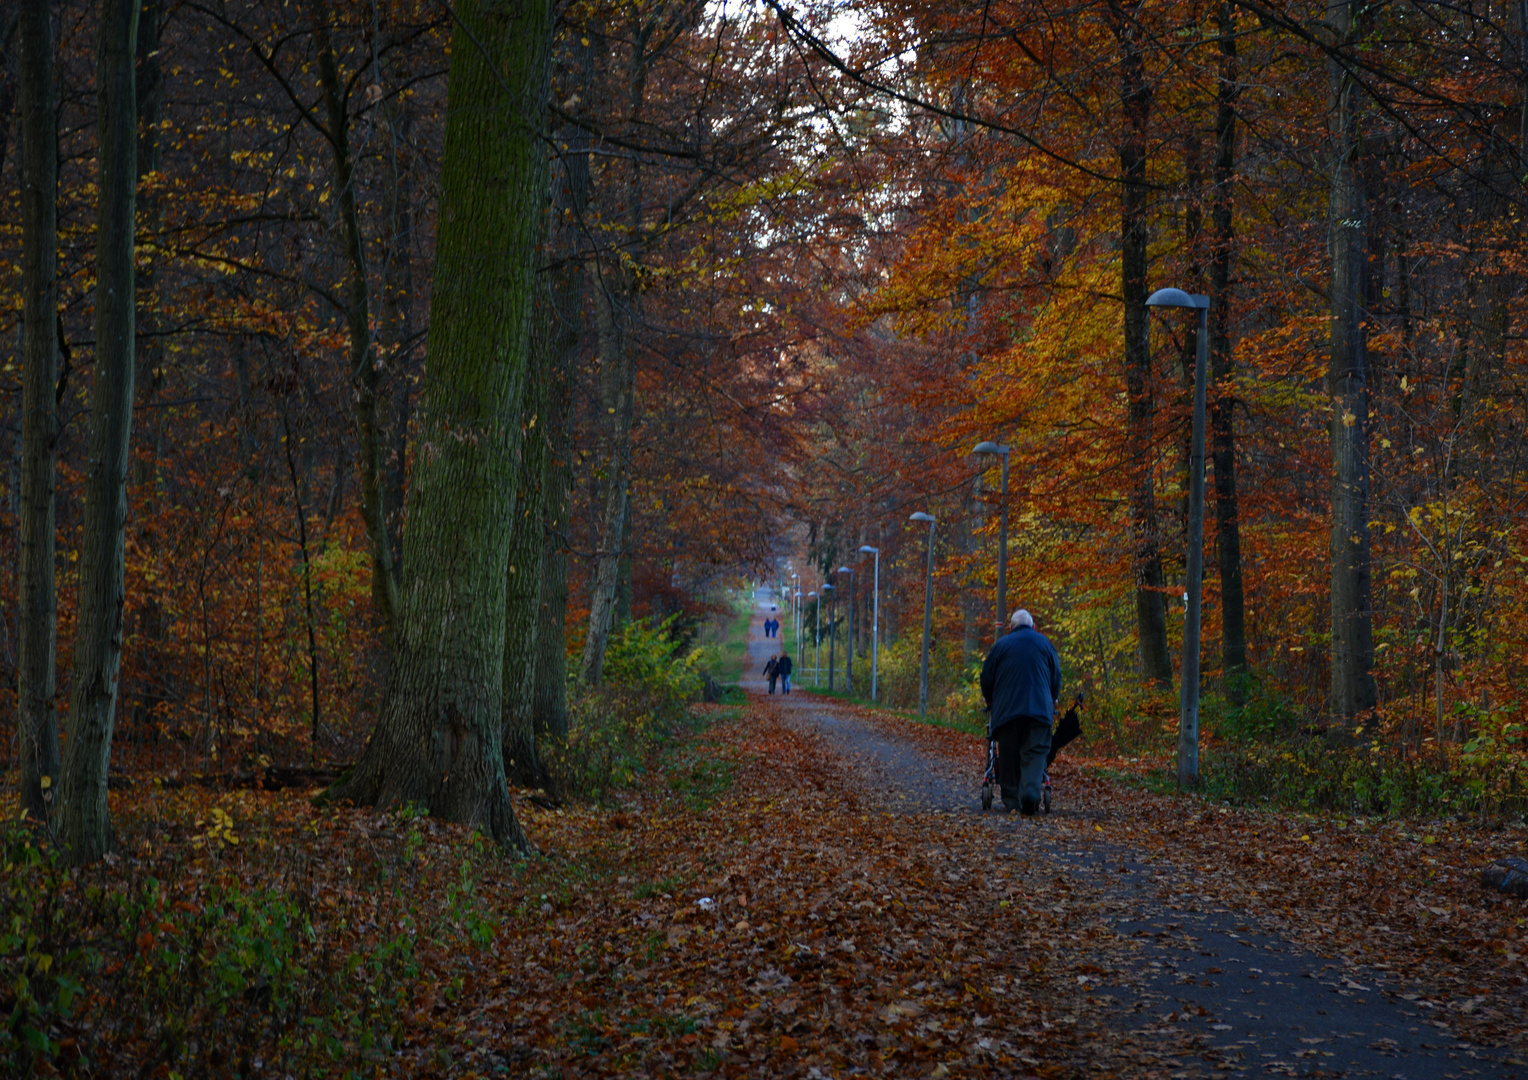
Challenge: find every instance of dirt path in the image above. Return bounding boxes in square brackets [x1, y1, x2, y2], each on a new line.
[771, 690, 1523, 1079]
[741, 585, 786, 694]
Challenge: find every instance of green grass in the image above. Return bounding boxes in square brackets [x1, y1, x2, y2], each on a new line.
[705, 596, 756, 685]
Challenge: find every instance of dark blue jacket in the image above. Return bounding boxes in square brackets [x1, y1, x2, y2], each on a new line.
[980, 627, 1062, 730]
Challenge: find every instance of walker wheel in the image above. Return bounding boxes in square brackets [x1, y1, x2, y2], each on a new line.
[1042, 788, 1051, 814]
[980, 784, 993, 811]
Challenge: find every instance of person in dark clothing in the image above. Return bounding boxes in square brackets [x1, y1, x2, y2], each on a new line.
[980, 608, 1062, 814]
[764, 655, 779, 694]
[776, 651, 793, 693]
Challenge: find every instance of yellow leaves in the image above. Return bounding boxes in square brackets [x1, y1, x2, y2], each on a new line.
[1341, 410, 1357, 427]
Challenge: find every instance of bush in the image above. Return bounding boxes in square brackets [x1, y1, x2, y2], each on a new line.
[543, 617, 710, 802]
[0, 823, 418, 1077]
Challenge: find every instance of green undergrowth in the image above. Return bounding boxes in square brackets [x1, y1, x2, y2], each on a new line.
[544, 617, 722, 804]
[1086, 679, 1528, 823]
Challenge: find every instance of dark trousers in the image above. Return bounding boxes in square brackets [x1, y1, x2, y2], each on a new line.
[768, 675, 778, 694]
[995, 718, 1051, 812]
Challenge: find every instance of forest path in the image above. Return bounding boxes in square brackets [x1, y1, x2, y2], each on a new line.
[740, 585, 784, 692]
[766, 690, 1520, 1079]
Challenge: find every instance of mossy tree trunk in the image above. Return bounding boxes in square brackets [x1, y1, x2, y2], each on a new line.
[59, 0, 141, 863]
[17, 0, 61, 825]
[324, 0, 552, 849]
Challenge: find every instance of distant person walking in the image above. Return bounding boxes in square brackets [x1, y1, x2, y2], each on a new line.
[980, 609, 1062, 814]
[776, 651, 793, 693]
[764, 655, 780, 694]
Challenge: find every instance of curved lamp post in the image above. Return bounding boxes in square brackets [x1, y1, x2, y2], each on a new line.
[973, 441, 1011, 642]
[909, 512, 936, 717]
[858, 545, 880, 702]
[837, 565, 855, 695]
[1148, 286, 1210, 789]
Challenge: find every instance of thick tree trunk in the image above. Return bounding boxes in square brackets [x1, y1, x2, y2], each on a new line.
[59, 0, 141, 863]
[1326, 0, 1378, 724]
[1114, 4, 1172, 687]
[313, 11, 399, 647]
[324, 0, 551, 849]
[1211, 0, 1248, 700]
[17, 0, 61, 825]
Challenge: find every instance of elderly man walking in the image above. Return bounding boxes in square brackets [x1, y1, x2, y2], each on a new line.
[980, 609, 1062, 814]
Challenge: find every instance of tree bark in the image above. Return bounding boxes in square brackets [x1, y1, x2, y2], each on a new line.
[313, 9, 400, 648]
[1211, 0, 1248, 700]
[578, 16, 655, 686]
[531, 102, 591, 742]
[577, 260, 638, 686]
[1113, 2, 1172, 688]
[1326, 0, 1378, 724]
[324, 0, 552, 849]
[17, 0, 61, 825]
[503, 325, 551, 787]
[59, 0, 142, 863]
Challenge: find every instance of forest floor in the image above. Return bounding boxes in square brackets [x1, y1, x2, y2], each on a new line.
[445, 602, 1528, 1078]
[19, 603, 1528, 1077]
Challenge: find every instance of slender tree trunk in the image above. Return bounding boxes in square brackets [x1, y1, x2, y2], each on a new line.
[17, 0, 61, 825]
[503, 320, 552, 786]
[1114, 3, 1172, 687]
[579, 18, 653, 686]
[1326, 0, 1378, 724]
[577, 263, 638, 686]
[313, 10, 399, 647]
[531, 104, 591, 742]
[325, 0, 552, 849]
[59, 0, 142, 863]
[1211, 0, 1248, 700]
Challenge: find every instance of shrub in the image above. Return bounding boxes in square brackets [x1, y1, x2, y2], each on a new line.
[543, 617, 710, 802]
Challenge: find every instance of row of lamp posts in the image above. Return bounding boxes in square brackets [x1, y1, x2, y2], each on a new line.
[782, 285, 1207, 785]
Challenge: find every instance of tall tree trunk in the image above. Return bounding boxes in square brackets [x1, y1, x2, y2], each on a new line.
[1211, 0, 1248, 700]
[578, 16, 655, 686]
[17, 0, 61, 825]
[1326, 0, 1378, 724]
[503, 323, 552, 787]
[59, 0, 142, 863]
[324, 0, 552, 849]
[1114, 2, 1172, 687]
[313, 10, 399, 647]
[531, 101, 591, 742]
[578, 269, 637, 686]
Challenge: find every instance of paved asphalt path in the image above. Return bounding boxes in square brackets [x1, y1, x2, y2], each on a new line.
[740, 617, 1522, 1079]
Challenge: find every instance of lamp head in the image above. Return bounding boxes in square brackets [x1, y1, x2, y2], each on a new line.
[972, 441, 1009, 455]
[837, 565, 852, 574]
[821, 583, 834, 591]
[858, 545, 878, 555]
[909, 511, 935, 523]
[1146, 287, 1209, 310]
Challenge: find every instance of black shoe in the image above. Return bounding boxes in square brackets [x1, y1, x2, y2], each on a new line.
[1020, 797, 1039, 816]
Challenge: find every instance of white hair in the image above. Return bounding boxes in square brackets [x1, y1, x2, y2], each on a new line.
[1009, 609, 1034, 630]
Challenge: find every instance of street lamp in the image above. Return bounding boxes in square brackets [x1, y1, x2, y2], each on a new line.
[1148, 286, 1210, 789]
[909, 512, 936, 717]
[808, 591, 819, 687]
[837, 565, 855, 695]
[822, 583, 836, 691]
[972, 441, 1011, 642]
[858, 546, 880, 702]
